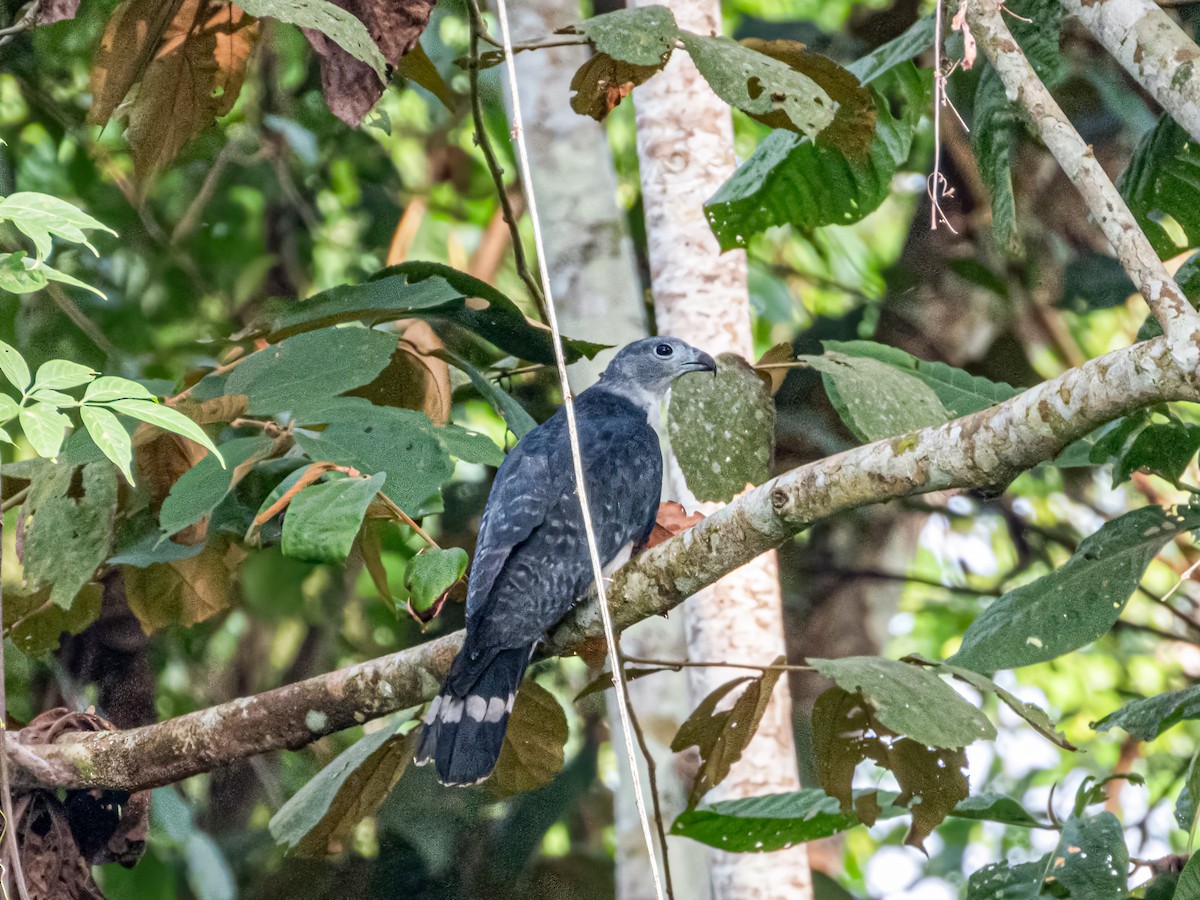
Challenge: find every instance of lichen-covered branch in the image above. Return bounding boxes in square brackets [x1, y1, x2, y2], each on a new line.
[12, 334, 1199, 794]
[968, 0, 1200, 376]
[1060, 0, 1200, 144]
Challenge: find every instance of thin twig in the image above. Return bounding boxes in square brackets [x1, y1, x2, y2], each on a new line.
[0, 474, 31, 900]
[465, 0, 546, 313]
[375, 491, 440, 549]
[489, 0, 665, 895]
[0, 487, 28, 514]
[623, 655, 815, 673]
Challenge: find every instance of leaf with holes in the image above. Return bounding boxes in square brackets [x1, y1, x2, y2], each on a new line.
[1046, 813, 1128, 898]
[671, 660, 786, 809]
[487, 681, 569, 800]
[965, 855, 1050, 899]
[670, 789, 868, 852]
[270, 723, 417, 856]
[281, 473, 386, 564]
[951, 505, 1200, 673]
[801, 351, 951, 442]
[560, 5, 678, 66]
[667, 353, 774, 502]
[809, 656, 995, 749]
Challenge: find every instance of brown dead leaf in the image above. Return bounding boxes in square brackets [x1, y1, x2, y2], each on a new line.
[123, 536, 243, 632]
[176, 393, 249, 425]
[88, 0, 187, 124]
[569, 52, 661, 121]
[304, 0, 436, 126]
[640, 500, 705, 551]
[671, 659, 786, 808]
[13, 792, 102, 900]
[348, 323, 451, 424]
[488, 681, 568, 799]
[126, 0, 261, 185]
[754, 341, 796, 395]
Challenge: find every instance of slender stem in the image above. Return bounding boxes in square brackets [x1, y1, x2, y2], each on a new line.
[623, 655, 815, 673]
[375, 492, 440, 549]
[0, 472, 30, 900]
[0, 487, 27, 514]
[464, 0, 546, 313]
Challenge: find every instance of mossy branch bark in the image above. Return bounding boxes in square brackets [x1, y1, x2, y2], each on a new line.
[9, 334, 1198, 793]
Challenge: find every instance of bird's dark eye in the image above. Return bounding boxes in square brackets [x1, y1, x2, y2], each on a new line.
[655, 343, 673, 358]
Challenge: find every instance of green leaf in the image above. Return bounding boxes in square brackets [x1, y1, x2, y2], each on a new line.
[487, 680, 569, 800]
[441, 352, 537, 438]
[80, 405, 134, 484]
[561, 5, 678, 66]
[0, 394, 18, 424]
[1048, 813, 1128, 898]
[225, 327, 396, 420]
[107, 399, 223, 461]
[404, 547, 468, 612]
[808, 656, 996, 748]
[84, 376, 158, 403]
[23, 463, 118, 609]
[28, 389, 78, 406]
[108, 525, 205, 568]
[705, 62, 930, 250]
[293, 406, 455, 514]
[1115, 422, 1200, 485]
[667, 353, 774, 503]
[846, 14, 934, 84]
[33, 359, 98, 391]
[801, 351, 951, 442]
[19, 403, 71, 459]
[679, 32, 835, 140]
[950, 793, 1041, 828]
[3, 583, 103, 657]
[965, 855, 1049, 899]
[0, 192, 115, 259]
[1119, 114, 1200, 258]
[394, 44, 456, 112]
[159, 436, 275, 536]
[1177, 848, 1200, 899]
[0, 340, 31, 392]
[930, 659, 1075, 749]
[823, 340, 1020, 418]
[1177, 751, 1200, 830]
[281, 473, 386, 564]
[269, 722, 416, 854]
[429, 424, 504, 467]
[669, 789, 862, 852]
[0, 252, 48, 293]
[232, 0, 388, 81]
[1092, 684, 1200, 741]
[243, 264, 606, 365]
[37, 258, 107, 299]
[951, 505, 1200, 672]
[974, 66, 1023, 257]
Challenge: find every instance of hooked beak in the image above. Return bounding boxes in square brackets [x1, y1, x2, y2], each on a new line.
[682, 350, 718, 375]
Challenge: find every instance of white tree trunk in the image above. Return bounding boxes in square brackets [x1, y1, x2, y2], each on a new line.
[631, 0, 814, 897]
[510, 3, 712, 897]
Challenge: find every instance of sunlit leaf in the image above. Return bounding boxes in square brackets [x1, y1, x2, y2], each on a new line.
[80, 405, 135, 484]
[281, 473, 386, 564]
[0, 192, 115, 259]
[106, 399, 223, 462]
[34, 359, 98, 391]
[19, 403, 71, 459]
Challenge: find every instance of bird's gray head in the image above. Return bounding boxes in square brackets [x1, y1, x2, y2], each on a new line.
[596, 337, 716, 409]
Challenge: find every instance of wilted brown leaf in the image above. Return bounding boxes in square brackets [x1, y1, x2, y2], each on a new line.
[88, 0, 187, 124]
[640, 500, 705, 551]
[488, 680, 569, 799]
[12, 792, 103, 900]
[348, 322, 451, 424]
[569, 53, 662, 121]
[671, 659, 786, 808]
[754, 341, 796, 395]
[123, 536, 244, 632]
[126, 0, 261, 185]
[295, 729, 419, 857]
[304, 0, 436, 126]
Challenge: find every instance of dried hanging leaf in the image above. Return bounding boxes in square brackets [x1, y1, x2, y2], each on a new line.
[639, 500, 705, 551]
[487, 680, 569, 799]
[754, 341, 795, 395]
[569, 53, 663, 121]
[88, 0, 187, 124]
[304, 0, 436, 126]
[671, 660, 786, 808]
[123, 536, 244, 632]
[347, 322, 451, 424]
[125, 0, 261, 185]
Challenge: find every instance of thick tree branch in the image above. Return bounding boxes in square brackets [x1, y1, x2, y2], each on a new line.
[10, 334, 1199, 793]
[968, 0, 1200, 376]
[1060, 0, 1200, 143]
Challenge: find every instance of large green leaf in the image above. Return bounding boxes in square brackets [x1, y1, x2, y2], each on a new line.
[1118, 115, 1200, 259]
[965, 856, 1049, 899]
[1092, 684, 1200, 741]
[159, 436, 275, 536]
[679, 32, 835, 140]
[243, 263, 606, 365]
[225, 327, 396, 420]
[667, 353, 774, 503]
[232, 0, 387, 81]
[23, 463, 118, 609]
[705, 62, 930, 250]
[292, 406, 455, 514]
[951, 505, 1200, 673]
[560, 5, 677, 66]
[440, 352, 537, 438]
[801, 351, 951, 442]
[404, 547, 468, 613]
[823, 340, 1019, 417]
[281, 473, 386, 564]
[1047, 813, 1128, 898]
[808, 656, 995, 748]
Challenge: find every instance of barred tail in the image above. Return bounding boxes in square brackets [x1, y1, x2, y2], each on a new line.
[414, 645, 532, 786]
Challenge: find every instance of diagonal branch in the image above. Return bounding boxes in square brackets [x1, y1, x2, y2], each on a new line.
[968, 0, 1200, 376]
[9, 334, 1199, 793]
[1060, 0, 1200, 144]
